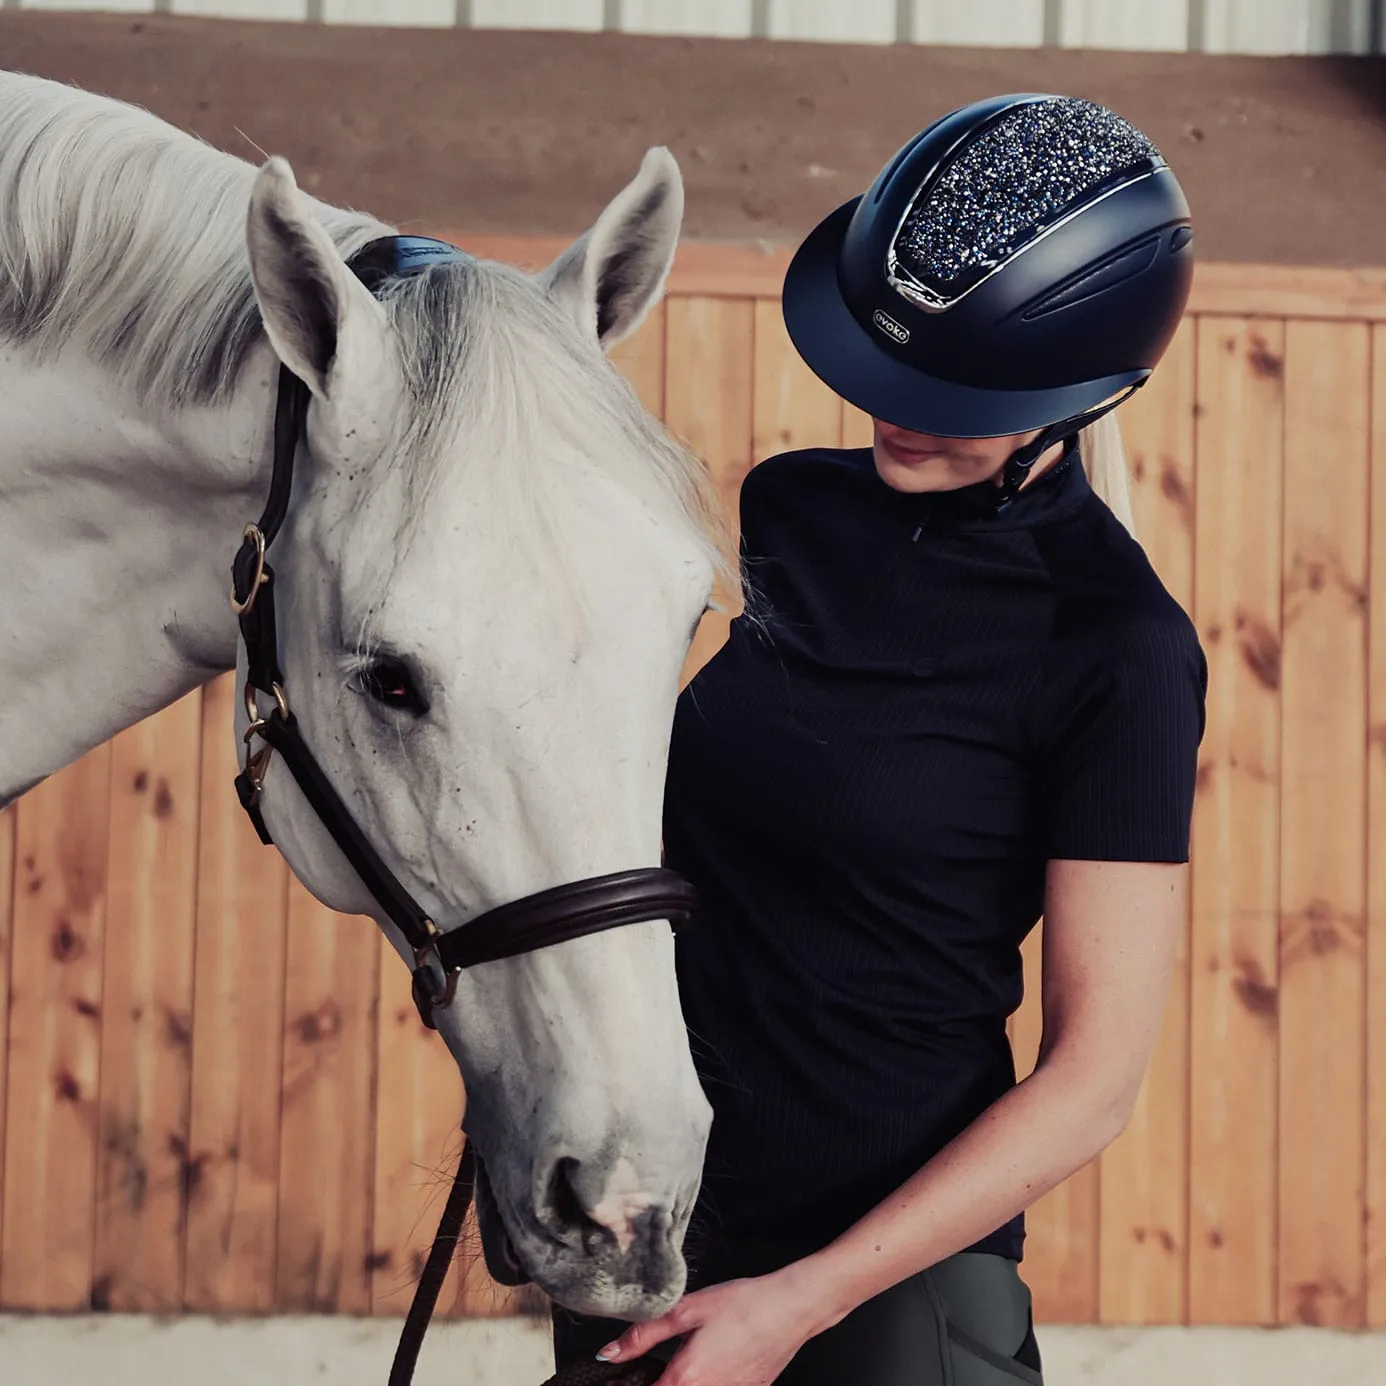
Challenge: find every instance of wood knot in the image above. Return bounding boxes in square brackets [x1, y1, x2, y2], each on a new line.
[1246, 335, 1284, 380]
[163, 1008, 193, 1049]
[1232, 956, 1278, 1020]
[1234, 612, 1281, 691]
[296, 1000, 343, 1045]
[169, 1134, 210, 1208]
[1158, 458, 1193, 520]
[51, 918, 85, 963]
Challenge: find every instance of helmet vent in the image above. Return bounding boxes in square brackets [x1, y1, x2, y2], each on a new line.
[1020, 235, 1161, 320]
[891, 97, 1160, 305]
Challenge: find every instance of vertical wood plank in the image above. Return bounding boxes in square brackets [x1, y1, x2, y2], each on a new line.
[752, 297, 842, 459]
[1365, 324, 1386, 1326]
[840, 402, 875, 450]
[275, 885, 380, 1314]
[369, 950, 466, 1316]
[0, 803, 14, 1286]
[93, 694, 203, 1312]
[0, 747, 111, 1309]
[1187, 318, 1284, 1325]
[1278, 319, 1370, 1327]
[665, 296, 756, 682]
[1010, 923, 1101, 1322]
[609, 301, 667, 420]
[183, 673, 288, 1312]
[1098, 317, 1197, 1325]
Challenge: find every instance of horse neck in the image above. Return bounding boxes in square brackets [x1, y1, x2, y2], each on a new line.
[0, 342, 276, 800]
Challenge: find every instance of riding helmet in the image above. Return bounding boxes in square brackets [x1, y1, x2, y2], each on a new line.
[782, 93, 1194, 442]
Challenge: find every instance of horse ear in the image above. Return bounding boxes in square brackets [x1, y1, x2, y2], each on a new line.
[541, 146, 683, 350]
[246, 157, 384, 400]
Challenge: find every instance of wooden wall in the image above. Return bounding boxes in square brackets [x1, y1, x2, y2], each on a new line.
[0, 247, 1383, 1328]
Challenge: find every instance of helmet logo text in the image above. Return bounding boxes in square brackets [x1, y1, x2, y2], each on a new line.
[872, 309, 910, 344]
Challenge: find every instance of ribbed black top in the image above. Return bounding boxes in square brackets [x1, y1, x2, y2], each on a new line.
[664, 446, 1206, 1270]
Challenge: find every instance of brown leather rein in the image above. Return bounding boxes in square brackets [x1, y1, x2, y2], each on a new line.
[229, 236, 688, 1384]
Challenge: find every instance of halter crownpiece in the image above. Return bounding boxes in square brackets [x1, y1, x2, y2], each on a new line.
[348, 233, 475, 291]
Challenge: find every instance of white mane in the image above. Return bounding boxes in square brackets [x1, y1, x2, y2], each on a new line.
[0, 69, 728, 580]
[0, 71, 386, 405]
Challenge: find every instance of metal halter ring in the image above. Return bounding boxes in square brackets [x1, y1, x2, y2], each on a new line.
[412, 919, 462, 1022]
[243, 679, 291, 743]
[229, 524, 268, 614]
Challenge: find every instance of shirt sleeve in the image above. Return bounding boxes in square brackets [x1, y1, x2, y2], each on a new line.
[1035, 617, 1208, 863]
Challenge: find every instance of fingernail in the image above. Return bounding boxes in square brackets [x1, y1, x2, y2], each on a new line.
[595, 1343, 620, 1362]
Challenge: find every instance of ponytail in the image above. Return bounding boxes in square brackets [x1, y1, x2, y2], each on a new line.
[1078, 411, 1137, 538]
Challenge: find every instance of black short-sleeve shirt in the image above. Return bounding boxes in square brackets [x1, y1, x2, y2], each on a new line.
[664, 446, 1206, 1267]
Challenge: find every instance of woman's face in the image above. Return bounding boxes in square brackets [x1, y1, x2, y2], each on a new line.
[872, 418, 1049, 495]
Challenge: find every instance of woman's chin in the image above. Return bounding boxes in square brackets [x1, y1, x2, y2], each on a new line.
[872, 448, 947, 493]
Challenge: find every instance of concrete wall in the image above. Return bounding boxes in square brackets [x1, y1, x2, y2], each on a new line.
[2, 1313, 1384, 1385]
[4, 0, 1384, 55]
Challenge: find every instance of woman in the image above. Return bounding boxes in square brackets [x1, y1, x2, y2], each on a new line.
[555, 93, 1206, 1386]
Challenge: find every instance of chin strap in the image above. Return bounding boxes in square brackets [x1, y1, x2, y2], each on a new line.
[993, 385, 1142, 514]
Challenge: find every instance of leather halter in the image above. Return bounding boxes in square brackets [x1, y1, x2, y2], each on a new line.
[230, 236, 685, 1385]
[230, 235, 697, 1031]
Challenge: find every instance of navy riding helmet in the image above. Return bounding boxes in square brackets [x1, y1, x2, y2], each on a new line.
[783, 93, 1194, 497]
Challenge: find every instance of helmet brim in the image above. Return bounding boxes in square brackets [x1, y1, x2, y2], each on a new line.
[782, 199, 1146, 439]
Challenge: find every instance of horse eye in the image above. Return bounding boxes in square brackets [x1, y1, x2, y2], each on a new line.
[356, 657, 429, 716]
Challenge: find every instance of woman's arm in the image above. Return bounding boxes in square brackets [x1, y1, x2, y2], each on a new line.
[798, 855, 1186, 1328]
[600, 857, 1186, 1383]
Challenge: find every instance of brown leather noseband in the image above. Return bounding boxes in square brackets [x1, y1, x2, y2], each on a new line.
[228, 236, 692, 1384]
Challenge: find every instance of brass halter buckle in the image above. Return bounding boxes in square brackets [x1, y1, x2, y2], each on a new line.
[240, 679, 291, 801]
[229, 524, 268, 614]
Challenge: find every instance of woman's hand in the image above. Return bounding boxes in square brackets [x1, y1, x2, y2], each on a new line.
[595, 1261, 839, 1386]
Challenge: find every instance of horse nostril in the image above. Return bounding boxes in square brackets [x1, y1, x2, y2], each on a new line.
[546, 1156, 613, 1255]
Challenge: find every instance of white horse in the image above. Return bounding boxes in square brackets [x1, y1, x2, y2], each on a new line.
[0, 70, 722, 1319]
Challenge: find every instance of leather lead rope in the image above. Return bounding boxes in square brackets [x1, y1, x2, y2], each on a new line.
[389, 1140, 667, 1386]
[388, 1143, 478, 1386]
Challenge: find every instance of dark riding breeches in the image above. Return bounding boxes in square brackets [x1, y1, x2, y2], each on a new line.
[552, 1247, 1043, 1385]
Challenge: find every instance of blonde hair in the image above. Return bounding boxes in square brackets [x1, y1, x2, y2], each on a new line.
[1078, 410, 1137, 538]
